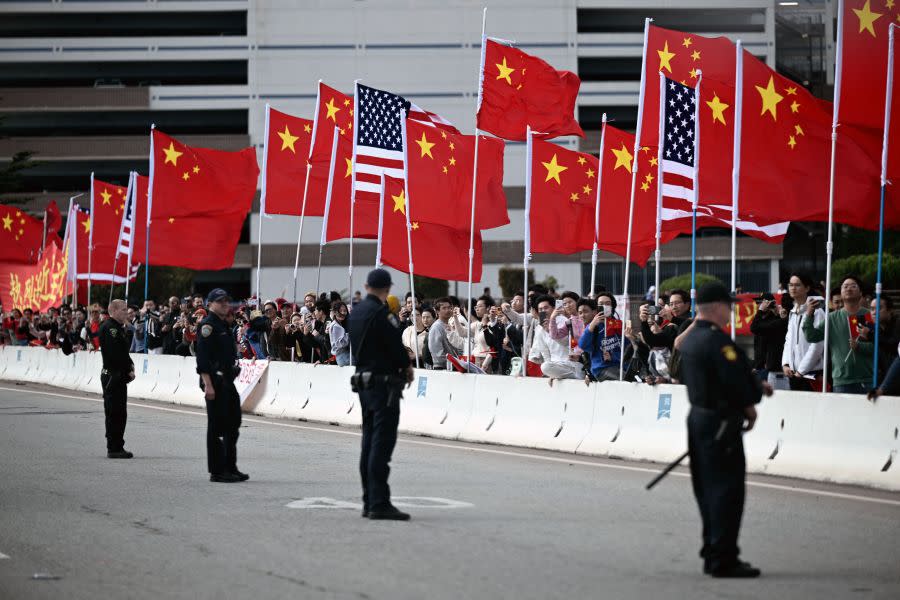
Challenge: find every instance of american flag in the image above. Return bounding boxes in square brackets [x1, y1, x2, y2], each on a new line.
[659, 77, 706, 224]
[115, 178, 134, 259]
[353, 83, 458, 203]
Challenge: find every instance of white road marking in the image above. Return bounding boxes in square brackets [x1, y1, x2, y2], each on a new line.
[3, 385, 900, 508]
[0, 551, 9, 559]
[285, 497, 474, 510]
[286, 498, 362, 510]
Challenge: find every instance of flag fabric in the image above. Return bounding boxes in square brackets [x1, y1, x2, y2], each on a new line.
[149, 129, 258, 221]
[477, 38, 584, 141]
[404, 118, 509, 232]
[0, 204, 45, 264]
[325, 135, 379, 242]
[261, 107, 313, 216]
[0, 241, 68, 313]
[44, 200, 61, 235]
[353, 84, 412, 206]
[658, 78, 701, 230]
[597, 125, 678, 265]
[71, 204, 91, 279]
[307, 82, 354, 217]
[83, 177, 136, 283]
[528, 139, 600, 255]
[381, 175, 482, 282]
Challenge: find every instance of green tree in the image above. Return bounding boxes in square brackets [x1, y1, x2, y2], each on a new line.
[412, 274, 448, 301]
[94, 265, 194, 306]
[831, 253, 899, 289]
[659, 272, 721, 294]
[498, 267, 535, 299]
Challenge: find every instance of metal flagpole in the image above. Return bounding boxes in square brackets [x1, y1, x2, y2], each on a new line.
[465, 7, 488, 365]
[730, 42, 744, 340]
[88, 172, 95, 305]
[621, 17, 653, 380]
[823, 2, 846, 393]
[348, 80, 361, 304]
[256, 103, 271, 309]
[590, 113, 607, 299]
[62, 196, 76, 307]
[124, 172, 136, 302]
[293, 82, 322, 301]
[654, 72, 665, 304]
[689, 72, 703, 318]
[521, 126, 534, 370]
[400, 109, 420, 368]
[375, 173, 386, 268]
[144, 124, 156, 303]
[316, 126, 341, 297]
[874, 24, 896, 388]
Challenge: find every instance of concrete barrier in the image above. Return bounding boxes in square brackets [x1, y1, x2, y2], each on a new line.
[4, 345, 900, 491]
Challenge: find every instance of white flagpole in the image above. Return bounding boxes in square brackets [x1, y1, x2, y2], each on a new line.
[375, 173, 386, 268]
[293, 81, 322, 302]
[316, 126, 341, 297]
[144, 124, 156, 304]
[654, 71, 665, 304]
[730, 41, 745, 340]
[590, 113, 607, 298]
[874, 24, 896, 387]
[400, 109, 420, 369]
[62, 196, 76, 307]
[87, 172, 95, 305]
[522, 126, 534, 368]
[348, 80, 361, 304]
[256, 103, 271, 309]
[465, 6, 488, 365]
[823, 0, 846, 393]
[109, 171, 134, 304]
[621, 17, 653, 380]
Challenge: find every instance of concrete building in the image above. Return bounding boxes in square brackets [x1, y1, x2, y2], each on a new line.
[1, 1, 830, 301]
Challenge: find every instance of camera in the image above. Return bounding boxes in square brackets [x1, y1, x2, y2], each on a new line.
[646, 305, 661, 316]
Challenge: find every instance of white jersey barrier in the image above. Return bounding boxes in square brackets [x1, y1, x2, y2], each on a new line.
[1, 346, 899, 491]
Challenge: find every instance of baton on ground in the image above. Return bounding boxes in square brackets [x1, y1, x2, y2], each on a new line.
[645, 450, 689, 490]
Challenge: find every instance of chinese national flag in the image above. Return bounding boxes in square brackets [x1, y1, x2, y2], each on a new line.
[597, 126, 678, 265]
[88, 178, 134, 281]
[45, 200, 61, 234]
[324, 135, 379, 241]
[381, 176, 482, 282]
[477, 38, 584, 141]
[640, 25, 888, 230]
[262, 107, 313, 215]
[308, 82, 354, 217]
[132, 173, 247, 271]
[71, 205, 91, 274]
[405, 118, 508, 231]
[0, 203, 45, 263]
[149, 129, 258, 220]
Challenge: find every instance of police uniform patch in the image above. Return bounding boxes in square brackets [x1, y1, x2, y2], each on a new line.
[201, 324, 213, 338]
[110, 328, 118, 337]
[722, 345, 738, 362]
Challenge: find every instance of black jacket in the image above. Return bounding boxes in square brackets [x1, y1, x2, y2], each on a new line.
[98, 319, 134, 374]
[749, 309, 788, 372]
[348, 294, 409, 375]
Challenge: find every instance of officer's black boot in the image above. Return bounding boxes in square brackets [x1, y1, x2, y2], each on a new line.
[367, 505, 411, 521]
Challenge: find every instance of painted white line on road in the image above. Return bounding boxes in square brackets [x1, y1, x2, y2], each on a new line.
[0, 551, 9, 559]
[286, 497, 473, 510]
[3, 385, 900, 508]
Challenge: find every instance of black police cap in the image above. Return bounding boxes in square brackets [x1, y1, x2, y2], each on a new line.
[696, 282, 737, 305]
[366, 268, 393, 289]
[206, 288, 231, 304]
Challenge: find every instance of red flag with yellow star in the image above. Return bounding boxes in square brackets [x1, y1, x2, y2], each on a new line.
[149, 129, 258, 220]
[477, 38, 584, 141]
[261, 107, 313, 216]
[324, 135, 377, 242]
[86, 177, 135, 282]
[308, 82, 354, 217]
[381, 175, 482, 281]
[131, 171, 251, 271]
[0, 204, 45, 264]
[405, 118, 508, 231]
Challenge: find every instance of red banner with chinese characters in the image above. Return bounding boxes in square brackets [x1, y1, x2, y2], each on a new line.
[725, 293, 787, 337]
[0, 242, 69, 312]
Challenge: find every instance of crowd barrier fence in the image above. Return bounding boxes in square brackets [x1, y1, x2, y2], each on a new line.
[1, 346, 898, 491]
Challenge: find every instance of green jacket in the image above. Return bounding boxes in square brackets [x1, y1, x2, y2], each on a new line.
[802, 308, 873, 386]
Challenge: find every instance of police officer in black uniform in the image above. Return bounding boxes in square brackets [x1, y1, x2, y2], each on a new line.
[679, 282, 773, 578]
[99, 299, 135, 458]
[195, 288, 247, 483]
[348, 269, 414, 520]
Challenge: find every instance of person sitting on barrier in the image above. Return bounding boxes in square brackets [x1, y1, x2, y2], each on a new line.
[578, 295, 631, 382]
[529, 295, 584, 380]
[549, 291, 584, 353]
[803, 275, 873, 394]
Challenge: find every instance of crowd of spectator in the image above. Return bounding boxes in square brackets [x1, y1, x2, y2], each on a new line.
[2, 272, 898, 396]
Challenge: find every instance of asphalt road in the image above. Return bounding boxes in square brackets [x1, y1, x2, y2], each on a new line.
[0, 383, 898, 600]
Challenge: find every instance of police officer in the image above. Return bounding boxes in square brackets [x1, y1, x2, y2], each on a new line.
[679, 282, 773, 578]
[99, 299, 135, 458]
[348, 269, 414, 520]
[195, 288, 247, 483]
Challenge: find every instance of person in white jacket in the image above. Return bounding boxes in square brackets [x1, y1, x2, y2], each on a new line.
[528, 295, 584, 380]
[781, 273, 825, 391]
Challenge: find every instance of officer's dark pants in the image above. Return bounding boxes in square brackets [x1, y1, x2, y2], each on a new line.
[205, 376, 242, 475]
[358, 388, 400, 512]
[687, 407, 746, 571]
[101, 372, 128, 452]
